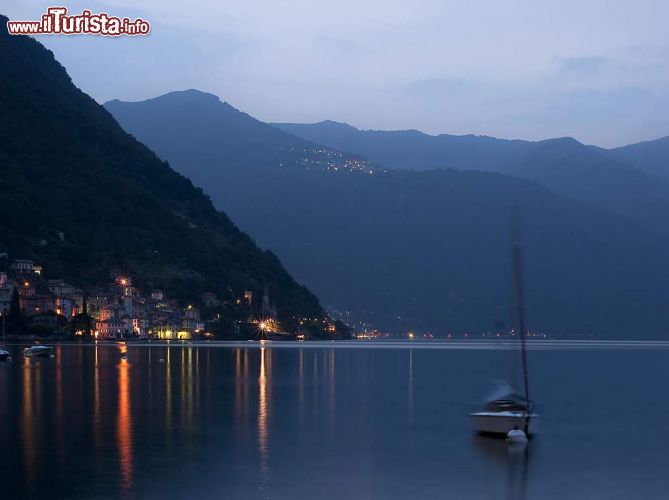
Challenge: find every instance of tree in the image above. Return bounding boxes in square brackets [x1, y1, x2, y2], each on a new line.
[6, 287, 26, 336]
[71, 293, 92, 338]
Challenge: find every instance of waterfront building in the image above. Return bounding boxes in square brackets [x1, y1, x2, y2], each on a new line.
[47, 279, 75, 296]
[132, 317, 149, 338]
[21, 293, 56, 315]
[201, 292, 220, 307]
[55, 296, 75, 318]
[95, 318, 125, 339]
[0, 285, 13, 314]
[10, 259, 35, 274]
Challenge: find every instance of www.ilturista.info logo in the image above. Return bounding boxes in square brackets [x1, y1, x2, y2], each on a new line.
[7, 7, 151, 36]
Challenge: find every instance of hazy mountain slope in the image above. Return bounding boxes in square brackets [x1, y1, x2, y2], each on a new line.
[273, 120, 532, 171]
[107, 91, 669, 338]
[276, 122, 669, 235]
[222, 167, 669, 337]
[600, 137, 669, 178]
[505, 138, 669, 232]
[106, 92, 380, 179]
[0, 16, 324, 328]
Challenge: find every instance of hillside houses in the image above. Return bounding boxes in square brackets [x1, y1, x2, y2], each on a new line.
[0, 259, 210, 340]
[0, 263, 85, 329]
[0, 253, 300, 340]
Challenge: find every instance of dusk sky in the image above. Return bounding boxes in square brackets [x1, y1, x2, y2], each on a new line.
[5, 0, 669, 146]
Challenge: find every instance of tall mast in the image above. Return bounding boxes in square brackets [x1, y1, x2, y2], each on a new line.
[511, 208, 531, 424]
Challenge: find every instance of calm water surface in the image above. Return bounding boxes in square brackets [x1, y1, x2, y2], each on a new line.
[1, 342, 668, 499]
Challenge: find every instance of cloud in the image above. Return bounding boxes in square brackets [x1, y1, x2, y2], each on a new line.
[553, 56, 609, 75]
[404, 77, 480, 96]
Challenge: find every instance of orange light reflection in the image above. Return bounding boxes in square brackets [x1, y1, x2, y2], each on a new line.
[117, 357, 133, 493]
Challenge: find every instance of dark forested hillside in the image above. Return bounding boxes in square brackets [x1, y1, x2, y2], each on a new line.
[0, 17, 325, 329]
[107, 91, 669, 338]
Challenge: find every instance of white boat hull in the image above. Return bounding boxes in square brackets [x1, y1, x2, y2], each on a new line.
[23, 346, 53, 358]
[470, 411, 539, 436]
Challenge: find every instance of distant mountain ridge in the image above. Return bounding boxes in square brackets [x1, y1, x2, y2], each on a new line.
[274, 121, 669, 236]
[107, 89, 669, 338]
[273, 120, 532, 172]
[274, 120, 669, 176]
[106, 90, 382, 179]
[599, 136, 669, 178]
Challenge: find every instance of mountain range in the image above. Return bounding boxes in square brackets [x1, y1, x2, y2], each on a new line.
[0, 16, 328, 334]
[106, 90, 669, 337]
[600, 137, 669, 179]
[106, 90, 380, 178]
[274, 120, 669, 177]
[275, 122, 669, 237]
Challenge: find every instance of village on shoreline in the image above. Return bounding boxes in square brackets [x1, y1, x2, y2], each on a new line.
[0, 257, 340, 342]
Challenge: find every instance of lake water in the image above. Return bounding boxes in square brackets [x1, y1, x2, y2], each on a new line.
[1, 341, 668, 499]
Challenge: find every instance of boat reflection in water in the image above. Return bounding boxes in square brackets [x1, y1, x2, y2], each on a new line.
[474, 434, 530, 500]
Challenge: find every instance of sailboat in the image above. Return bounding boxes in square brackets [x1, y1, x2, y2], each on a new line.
[470, 382, 538, 436]
[470, 209, 539, 437]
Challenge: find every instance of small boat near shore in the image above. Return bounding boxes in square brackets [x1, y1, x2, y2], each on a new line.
[0, 349, 10, 361]
[23, 345, 54, 358]
[470, 383, 538, 436]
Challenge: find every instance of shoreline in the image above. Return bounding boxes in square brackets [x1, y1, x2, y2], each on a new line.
[5, 339, 669, 350]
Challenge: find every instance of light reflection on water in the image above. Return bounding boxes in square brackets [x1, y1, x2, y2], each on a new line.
[21, 355, 36, 496]
[117, 356, 133, 494]
[1, 344, 668, 499]
[408, 348, 414, 426]
[258, 345, 269, 486]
